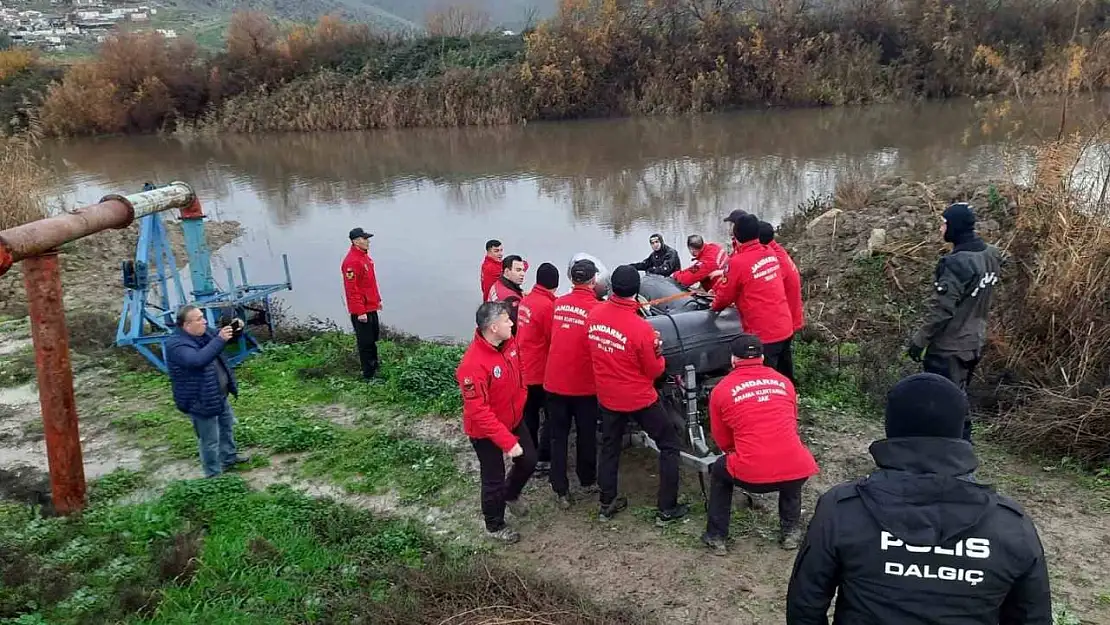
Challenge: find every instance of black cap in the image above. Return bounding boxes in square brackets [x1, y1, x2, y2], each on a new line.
[734, 214, 761, 243]
[536, 262, 560, 289]
[610, 265, 640, 298]
[570, 259, 599, 284]
[730, 334, 763, 359]
[723, 209, 749, 223]
[349, 227, 373, 240]
[884, 373, 969, 439]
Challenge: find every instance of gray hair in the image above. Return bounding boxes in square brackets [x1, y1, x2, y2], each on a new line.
[475, 301, 509, 331]
[175, 305, 201, 328]
[687, 234, 705, 250]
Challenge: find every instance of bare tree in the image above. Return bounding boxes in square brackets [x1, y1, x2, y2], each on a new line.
[425, 3, 494, 37]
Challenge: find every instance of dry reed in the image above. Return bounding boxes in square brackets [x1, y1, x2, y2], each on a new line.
[0, 116, 48, 230]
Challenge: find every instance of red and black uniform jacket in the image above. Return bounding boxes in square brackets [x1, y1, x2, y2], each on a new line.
[769, 240, 805, 332]
[708, 359, 819, 484]
[586, 296, 665, 412]
[710, 240, 793, 345]
[517, 285, 557, 388]
[543, 285, 601, 397]
[488, 277, 525, 334]
[672, 242, 727, 292]
[341, 245, 382, 316]
[456, 332, 527, 452]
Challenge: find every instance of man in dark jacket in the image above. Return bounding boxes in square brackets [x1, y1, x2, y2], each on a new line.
[785, 373, 1053, 625]
[488, 254, 527, 334]
[167, 305, 247, 478]
[632, 234, 680, 277]
[907, 202, 1004, 441]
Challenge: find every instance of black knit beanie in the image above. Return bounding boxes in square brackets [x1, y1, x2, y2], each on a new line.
[536, 262, 559, 290]
[734, 214, 761, 244]
[884, 373, 969, 439]
[610, 265, 641, 298]
[942, 202, 976, 244]
[758, 221, 775, 245]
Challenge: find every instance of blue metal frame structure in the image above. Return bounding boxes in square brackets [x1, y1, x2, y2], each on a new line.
[115, 193, 293, 373]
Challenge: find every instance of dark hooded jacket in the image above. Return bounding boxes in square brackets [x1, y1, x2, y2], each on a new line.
[911, 226, 1004, 359]
[632, 234, 681, 277]
[786, 437, 1052, 625]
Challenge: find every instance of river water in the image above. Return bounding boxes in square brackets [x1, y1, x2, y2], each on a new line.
[36, 98, 1086, 340]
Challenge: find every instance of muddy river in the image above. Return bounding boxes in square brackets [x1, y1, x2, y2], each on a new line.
[36, 98, 1085, 340]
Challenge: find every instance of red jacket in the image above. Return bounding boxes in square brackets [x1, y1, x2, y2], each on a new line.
[517, 285, 557, 387]
[710, 240, 793, 344]
[709, 359, 818, 484]
[586, 296, 665, 412]
[672, 242, 727, 292]
[480, 256, 501, 300]
[544, 285, 602, 396]
[456, 331, 527, 452]
[341, 245, 382, 315]
[488, 277, 525, 334]
[769, 240, 804, 331]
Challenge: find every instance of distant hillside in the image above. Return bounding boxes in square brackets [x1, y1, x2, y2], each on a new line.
[163, 0, 555, 31]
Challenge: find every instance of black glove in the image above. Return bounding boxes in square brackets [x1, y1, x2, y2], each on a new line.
[906, 343, 924, 363]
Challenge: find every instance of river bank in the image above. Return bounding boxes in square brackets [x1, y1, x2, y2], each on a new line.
[2, 0, 1109, 136]
[1, 175, 1110, 622]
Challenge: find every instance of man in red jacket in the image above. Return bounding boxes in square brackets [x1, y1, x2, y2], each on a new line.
[543, 259, 603, 508]
[341, 227, 383, 380]
[702, 334, 818, 556]
[759, 221, 804, 382]
[672, 234, 728, 292]
[480, 239, 504, 301]
[711, 214, 794, 375]
[455, 301, 536, 544]
[517, 263, 560, 474]
[488, 255, 527, 334]
[587, 265, 688, 524]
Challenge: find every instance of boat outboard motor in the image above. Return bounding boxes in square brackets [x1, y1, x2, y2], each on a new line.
[568, 252, 610, 299]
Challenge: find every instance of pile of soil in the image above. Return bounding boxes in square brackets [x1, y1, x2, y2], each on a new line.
[0, 219, 243, 320]
[776, 174, 1015, 405]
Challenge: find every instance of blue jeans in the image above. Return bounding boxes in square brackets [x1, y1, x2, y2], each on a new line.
[190, 398, 239, 478]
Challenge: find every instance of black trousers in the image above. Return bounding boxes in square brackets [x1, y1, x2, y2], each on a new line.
[762, 337, 791, 379]
[706, 455, 806, 539]
[523, 385, 551, 463]
[546, 393, 599, 495]
[470, 422, 537, 532]
[923, 351, 979, 442]
[350, 312, 380, 379]
[598, 399, 681, 512]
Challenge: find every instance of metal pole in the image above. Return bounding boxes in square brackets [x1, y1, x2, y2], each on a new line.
[23, 252, 86, 514]
[0, 181, 194, 279]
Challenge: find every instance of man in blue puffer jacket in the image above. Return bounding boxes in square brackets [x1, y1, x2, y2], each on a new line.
[167, 305, 247, 477]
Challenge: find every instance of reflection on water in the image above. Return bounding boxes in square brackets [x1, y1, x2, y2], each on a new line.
[35, 98, 1095, 340]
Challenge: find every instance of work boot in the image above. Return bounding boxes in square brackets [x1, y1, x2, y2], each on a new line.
[578, 483, 599, 496]
[554, 492, 574, 510]
[656, 503, 690, 527]
[598, 496, 628, 522]
[781, 527, 803, 550]
[506, 498, 529, 518]
[701, 533, 728, 556]
[487, 527, 520, 544]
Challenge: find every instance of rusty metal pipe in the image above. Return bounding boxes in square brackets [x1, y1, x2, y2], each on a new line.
[0, 181, 194, 278]
[23, 252, 87, 514]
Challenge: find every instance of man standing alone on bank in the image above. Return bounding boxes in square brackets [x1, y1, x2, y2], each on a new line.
[167, 306, 248, 478]
[906, 202, 1003, 442]
[456, 301, 537, 543]
[342, 227, 383, 380]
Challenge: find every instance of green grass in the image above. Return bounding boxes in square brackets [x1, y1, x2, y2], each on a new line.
[0, 346, 36, 387]
[0, 474, 440, 624]
[109, 333, 465, 501]
[793, 338, 872, 415]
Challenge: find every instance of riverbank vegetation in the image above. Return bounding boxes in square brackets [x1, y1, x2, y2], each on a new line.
[3, 0, 1110, 135]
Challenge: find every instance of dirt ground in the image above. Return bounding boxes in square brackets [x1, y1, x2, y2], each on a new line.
[2, 204, 1109, 623]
